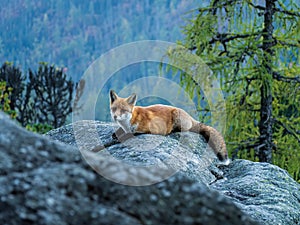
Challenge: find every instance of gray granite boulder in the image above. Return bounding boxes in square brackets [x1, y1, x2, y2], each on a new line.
[1, 113, 299, 224]
[47, 120, 300, 225]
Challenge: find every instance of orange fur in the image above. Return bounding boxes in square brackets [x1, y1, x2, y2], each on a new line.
[110, 90, 229, 164]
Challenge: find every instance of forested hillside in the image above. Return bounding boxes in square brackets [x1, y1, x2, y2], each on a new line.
[0, 0, 203, 81]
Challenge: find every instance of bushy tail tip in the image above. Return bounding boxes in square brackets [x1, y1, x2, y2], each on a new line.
[219, 158, 231, 166]
[216, 152, 231, 165]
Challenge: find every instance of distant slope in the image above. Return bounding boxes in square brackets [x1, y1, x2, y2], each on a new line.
[0, 0, 203, 81]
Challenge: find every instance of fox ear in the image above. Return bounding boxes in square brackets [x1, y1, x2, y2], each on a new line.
[110, 90, 118, 104]
[127, 93, 137, 105]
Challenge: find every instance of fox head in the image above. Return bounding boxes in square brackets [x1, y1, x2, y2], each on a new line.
[109, 90, 137, 123]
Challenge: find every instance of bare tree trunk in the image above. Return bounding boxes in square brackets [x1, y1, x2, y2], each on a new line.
[259, 0, 276, 163]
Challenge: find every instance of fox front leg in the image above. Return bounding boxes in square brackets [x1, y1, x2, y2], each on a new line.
[112, 127, 135, 142]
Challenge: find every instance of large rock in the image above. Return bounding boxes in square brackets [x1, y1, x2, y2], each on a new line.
[212, 160, 300, 224]
[0, 113, 299, 225]
[47, 120, 221, 186]
[47, 120, 300, 225]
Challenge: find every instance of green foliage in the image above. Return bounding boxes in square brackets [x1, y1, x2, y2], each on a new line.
[168, 0, 300, 182]
[0, 62, 74, 133]
[1, 80, 52, 134]
[0, 62, 25, 110]
[29, 63, 74, 128]
[0, 81, 16, 118]
[25, 123, 53, 134]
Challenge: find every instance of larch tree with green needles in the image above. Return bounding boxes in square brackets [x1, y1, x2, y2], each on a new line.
[167, 0, 300, 180]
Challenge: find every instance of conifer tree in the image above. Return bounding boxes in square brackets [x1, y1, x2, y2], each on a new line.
[168, 0, 300, 180]
[0, 62, 25, 111]
[29, 63, 74, 128]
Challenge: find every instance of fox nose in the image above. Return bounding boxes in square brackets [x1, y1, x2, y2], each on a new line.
[114, 115, 117, 120]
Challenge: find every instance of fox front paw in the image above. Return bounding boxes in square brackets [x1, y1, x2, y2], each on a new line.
[112, 127, 125, 140]
[112, 127, 135, 142]
[112, 132, 118, 140]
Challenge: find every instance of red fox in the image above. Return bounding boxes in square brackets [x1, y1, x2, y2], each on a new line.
[109, 90, 230, 165]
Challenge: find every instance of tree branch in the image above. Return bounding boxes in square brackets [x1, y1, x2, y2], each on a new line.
[274, 38, 300, 48]
[229, 137, 261, 159]
[227, 137, 259, 146]
[231, 142, 261, 160]
[273, 118, 300, 143]
[199, 0, 242, 13]
[209, 32, 261, 45]
[204, 32, 262, 56]
[247, 0, 300, 17]
[274, 6, 300, 17]
[246, 1, 265, 11]
[272, 71, 300, 83]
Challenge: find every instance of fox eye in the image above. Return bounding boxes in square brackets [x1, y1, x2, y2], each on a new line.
[111, 107, 117, 112]
[120, 109, 127, 114]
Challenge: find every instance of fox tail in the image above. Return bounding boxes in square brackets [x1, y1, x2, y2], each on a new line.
[189, 122, 230, 165]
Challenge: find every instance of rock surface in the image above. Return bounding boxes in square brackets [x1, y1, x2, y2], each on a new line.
[212, 160, 300, 224]
[0, 113, 299, 225]
[48, 120, 221, 186]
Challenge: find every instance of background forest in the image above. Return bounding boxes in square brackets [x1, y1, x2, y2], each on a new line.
[0, 0, 201, 81]
[0, 0, 299, 182]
